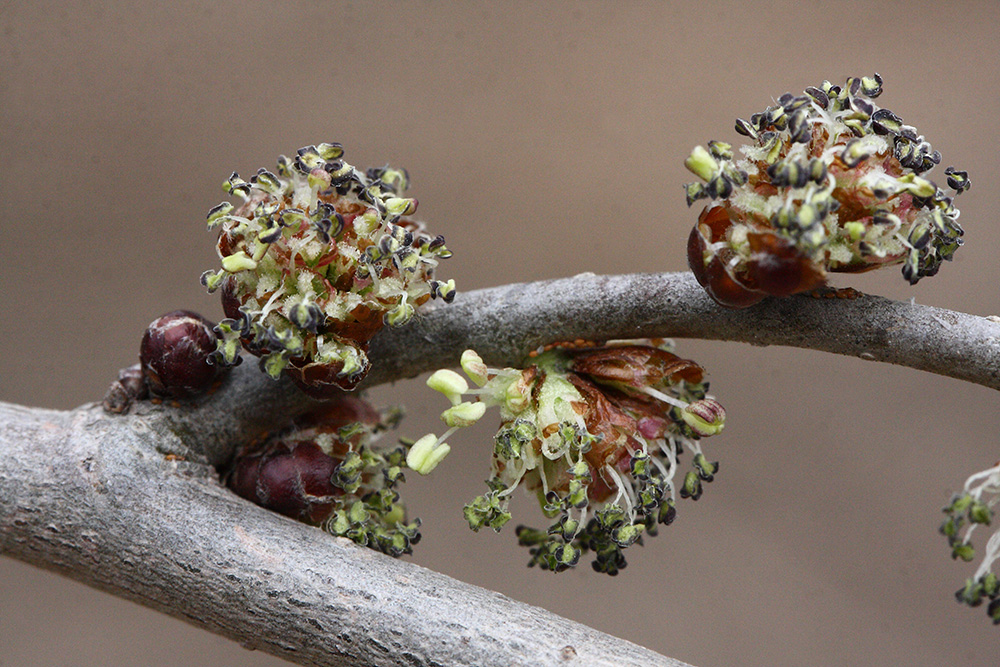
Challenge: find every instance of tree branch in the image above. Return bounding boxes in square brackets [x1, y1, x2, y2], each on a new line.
[363, 271, 1000, 392]
[0, 402, 684, 667]
[2, 271, 998, 667]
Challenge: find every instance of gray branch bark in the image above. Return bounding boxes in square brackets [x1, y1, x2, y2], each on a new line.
[3, 271, 999, 667]
[362, 271, 1000, 393]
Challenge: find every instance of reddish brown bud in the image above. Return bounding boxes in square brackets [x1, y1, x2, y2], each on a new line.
[569, 345, 704, 388]
[687, 207, 767, 308]
[688, 205, 826, 308]
[140, 310, 224, 398]
[284, 356, 371, 396]
[228, 441, 342, 524]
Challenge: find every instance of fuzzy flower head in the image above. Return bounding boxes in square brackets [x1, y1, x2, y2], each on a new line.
[201, 144, 455, 396]
[684, 74, 970, 308]
[226, 397, 420, 557]
[414, 341, 726, 574]
[941, 461, 1000, 624]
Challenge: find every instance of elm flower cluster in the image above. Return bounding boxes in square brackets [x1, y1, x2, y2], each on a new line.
[226, 397, 420, 557]
[684, 74, 970, 308]
[409, 341, 726, 574]
[201, 143, 455, 396]
[941, 462, 1000, 624]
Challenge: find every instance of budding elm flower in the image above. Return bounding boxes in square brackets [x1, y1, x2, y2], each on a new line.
[139, 310, 228, 398]
[684, 74, 969, 308]
[201, 144, 454, 396]
[225, 397, 419, 557]
[413, 340, 727, 574]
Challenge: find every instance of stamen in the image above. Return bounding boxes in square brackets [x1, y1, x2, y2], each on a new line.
[259, 285, 287, 319]
[638, 385, 688, 410]
[605, 465, 634, 518]
[575, 506, 589, 537]
[498, 464, 528, 498]
[682, 437, 704, 457]
[649, 454, 671, 481]
[975, 531, 1000, 580]
[966, 464, 1000, 494]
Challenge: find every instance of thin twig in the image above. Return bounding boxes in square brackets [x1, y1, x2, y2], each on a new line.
[363, 271, 1000, 391]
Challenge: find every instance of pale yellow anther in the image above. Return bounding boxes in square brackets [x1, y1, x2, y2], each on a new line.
[221, 251, 258, 273]
[441, 401, 486, 427]
[460, 349, 488, 386]
[685, 145, 720, 182]
[844, 221, 866, 242]
[406, 433, 451, 475]
[427, 369, 468, 405]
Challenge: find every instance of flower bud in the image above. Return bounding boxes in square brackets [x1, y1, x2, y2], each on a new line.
[684, 75, 969, 307]
[226, 399, 419, 556]
[203, 144, 455, 395]
[420, 340, 729, 574]
[140, 310, 226, 398]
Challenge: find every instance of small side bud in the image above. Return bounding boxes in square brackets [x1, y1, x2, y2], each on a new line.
[140, 310, 227, 398]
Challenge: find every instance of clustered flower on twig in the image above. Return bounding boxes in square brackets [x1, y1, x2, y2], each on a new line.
[684, 74, 970, 308]
[201, 144, 454, 396]
[408, 341, 726, 574]
[942, 462, 1000, 624]
[98, 86, 986, 637]
[226, 396, 420, 557]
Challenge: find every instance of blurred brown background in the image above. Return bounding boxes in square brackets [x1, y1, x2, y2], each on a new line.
[2, 1, 999, 666]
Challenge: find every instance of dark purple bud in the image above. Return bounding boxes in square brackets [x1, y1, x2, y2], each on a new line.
[140, 310, 226, 398]
[228, 441, 342, 524]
